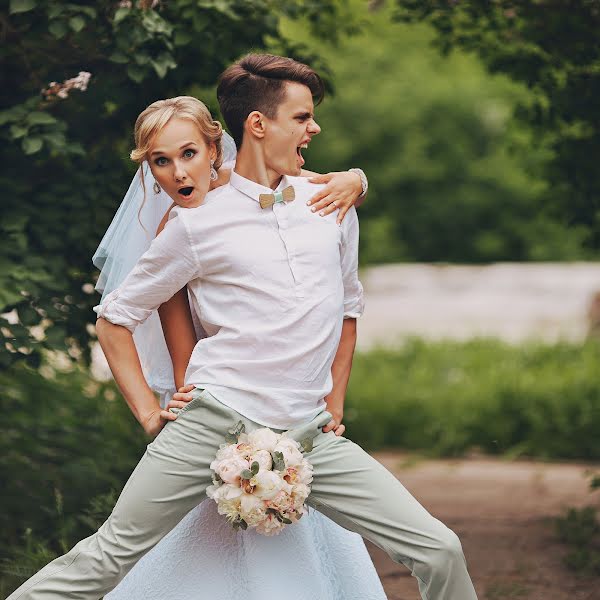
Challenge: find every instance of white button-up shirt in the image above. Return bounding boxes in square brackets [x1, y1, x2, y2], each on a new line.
[95, 171, 364, 428]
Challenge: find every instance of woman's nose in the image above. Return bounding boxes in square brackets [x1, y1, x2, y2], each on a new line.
[173, 161, 187, 181]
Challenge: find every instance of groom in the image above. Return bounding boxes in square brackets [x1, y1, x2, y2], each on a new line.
[9, 54, 477, 600]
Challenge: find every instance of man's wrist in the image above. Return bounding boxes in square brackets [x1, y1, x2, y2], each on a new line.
[325, 393, 345, 416]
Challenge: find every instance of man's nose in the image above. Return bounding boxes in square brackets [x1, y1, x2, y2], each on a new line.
[308, 119, 321, 136]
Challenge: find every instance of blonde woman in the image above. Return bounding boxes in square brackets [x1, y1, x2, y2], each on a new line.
[92, 96, 386, 600]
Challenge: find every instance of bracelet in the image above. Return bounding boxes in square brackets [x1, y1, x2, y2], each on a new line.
[348, 168, 368, 198]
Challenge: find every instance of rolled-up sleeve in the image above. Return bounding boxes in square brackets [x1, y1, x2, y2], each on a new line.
[340, 207, 365, 319]
[94, 213, 199, 333]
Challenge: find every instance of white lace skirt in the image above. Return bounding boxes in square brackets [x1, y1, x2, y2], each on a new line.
[106, 498, 387, 599]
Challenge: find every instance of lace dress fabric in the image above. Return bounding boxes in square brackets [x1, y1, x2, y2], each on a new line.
[106, 497, 387, 599]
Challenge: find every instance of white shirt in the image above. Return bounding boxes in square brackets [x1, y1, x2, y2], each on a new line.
[95, 171, 364, 429]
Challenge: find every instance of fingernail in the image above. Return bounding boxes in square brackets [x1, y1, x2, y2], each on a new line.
[311, 207, 316, 212]
[306, 200, 311, 205]
[319, 211, 324, 216]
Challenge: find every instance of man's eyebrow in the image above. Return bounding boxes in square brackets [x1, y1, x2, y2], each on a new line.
[294, 111, 313, 119]
[150, 141, 197, 157]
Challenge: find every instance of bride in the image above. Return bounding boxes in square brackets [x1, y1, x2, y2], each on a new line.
[93, 96, 387, 600]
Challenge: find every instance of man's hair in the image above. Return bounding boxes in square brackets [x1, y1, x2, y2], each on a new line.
[217, 53, 325, 148]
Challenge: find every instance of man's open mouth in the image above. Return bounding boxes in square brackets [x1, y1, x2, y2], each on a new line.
[178, 186, 194, 197]
[296, 142, 308, 165]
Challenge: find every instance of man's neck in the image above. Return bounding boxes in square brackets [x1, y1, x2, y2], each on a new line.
[234, 145, 282, 190]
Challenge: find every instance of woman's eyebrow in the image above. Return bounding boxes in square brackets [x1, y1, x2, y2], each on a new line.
[150, 141, 197, 157]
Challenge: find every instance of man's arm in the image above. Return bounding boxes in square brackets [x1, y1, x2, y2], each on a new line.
[322, 318, 357, 436]
[322, 207, 364, 436]
[94, 212, 199, 437]
[96, 318, 175, 437]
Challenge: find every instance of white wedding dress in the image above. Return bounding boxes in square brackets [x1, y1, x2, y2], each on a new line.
[94, 153, 387, 600]
[106, 498, 387, 600]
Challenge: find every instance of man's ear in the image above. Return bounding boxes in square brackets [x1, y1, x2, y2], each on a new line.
[245, 110, 266, 141]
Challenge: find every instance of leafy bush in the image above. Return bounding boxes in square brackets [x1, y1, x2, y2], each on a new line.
[345, 338, 600, 458]
[0, 361, 147, 595]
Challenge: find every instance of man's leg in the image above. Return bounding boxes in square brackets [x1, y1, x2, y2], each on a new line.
[304, 429, 478, 600]
[7, 390, 228, 600]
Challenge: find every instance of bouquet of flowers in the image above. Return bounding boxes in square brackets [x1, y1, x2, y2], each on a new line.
[206, 420, 315, 536]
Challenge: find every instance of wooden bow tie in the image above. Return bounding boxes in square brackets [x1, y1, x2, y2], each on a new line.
[259, 185, 295, 209]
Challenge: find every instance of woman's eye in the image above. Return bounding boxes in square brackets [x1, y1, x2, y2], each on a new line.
[154, 157, 168, 166]
[183, 149, 196, 158]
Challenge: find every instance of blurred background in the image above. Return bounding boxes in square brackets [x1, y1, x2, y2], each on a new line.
[1, 0, 599, 597]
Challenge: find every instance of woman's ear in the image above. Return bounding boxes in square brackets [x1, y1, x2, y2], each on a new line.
[245, 110, 266, 141]
[209, 141, 217, 163]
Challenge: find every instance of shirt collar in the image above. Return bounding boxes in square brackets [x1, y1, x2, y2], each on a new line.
[230, 170, 290, 204]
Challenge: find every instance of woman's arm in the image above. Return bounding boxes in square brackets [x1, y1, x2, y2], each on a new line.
[155, 210, 198, 391]
[212, 165, 367, 225]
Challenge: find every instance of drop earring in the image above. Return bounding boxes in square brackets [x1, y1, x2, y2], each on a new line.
[153, 181, 161, 194]
[210, 159, 218, 181]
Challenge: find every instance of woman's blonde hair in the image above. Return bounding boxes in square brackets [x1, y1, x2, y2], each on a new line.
[130, 96, 224, 221]
[131, 95, 223, 167]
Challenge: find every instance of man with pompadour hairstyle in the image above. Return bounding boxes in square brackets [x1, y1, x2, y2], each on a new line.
[8, 53, 477, 600]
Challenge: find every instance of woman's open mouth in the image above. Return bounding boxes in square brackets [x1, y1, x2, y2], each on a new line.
[178, 186, 194, 199]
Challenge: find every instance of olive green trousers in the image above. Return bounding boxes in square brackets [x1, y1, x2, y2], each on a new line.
[8, 389, 477, 600]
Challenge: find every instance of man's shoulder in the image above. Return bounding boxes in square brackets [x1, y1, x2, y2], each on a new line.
[286, 175, 325, 194]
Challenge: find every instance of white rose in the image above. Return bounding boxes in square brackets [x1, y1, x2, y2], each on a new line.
[215, 444, 240, 461]
[255, 514, 285, 536]
[215, 456, 249, 484]
[216, 497, 242, 523]
[252, 470, 291, 500]
[240, 493, 267, 526]
[292, 482, 311, 503]
[296, 462, 314, 485]
[248, 428, 280, 452]
[249, 449, 272, 472]
[274, 437, 304, 467]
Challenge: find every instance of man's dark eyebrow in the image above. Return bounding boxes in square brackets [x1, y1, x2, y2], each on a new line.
[150, 141, 197, 157]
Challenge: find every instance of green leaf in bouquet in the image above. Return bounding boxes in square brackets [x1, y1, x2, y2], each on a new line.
[239, 519, 248, 530]
[300, 436, 314, 453]
[272, 451, 285, 472]
[226, 420, 245, 443]
[240, 469, 253, 480]
[250, 461, 260, 475]
[281, 516, 292, 525]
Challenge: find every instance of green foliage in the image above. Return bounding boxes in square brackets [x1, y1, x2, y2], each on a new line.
[0, 0, 356, 370]
[394, 0, 600, 253]
[345, 338, 600, 458]
[285, 1, 587, 264]
[555, 506, 600, 575]
[0, 362, 147, 573]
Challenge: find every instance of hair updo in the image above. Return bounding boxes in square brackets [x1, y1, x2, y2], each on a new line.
[131, 95, 223, 168]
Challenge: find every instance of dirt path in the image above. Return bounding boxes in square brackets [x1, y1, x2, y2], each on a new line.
[366, 453, 600, 600]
